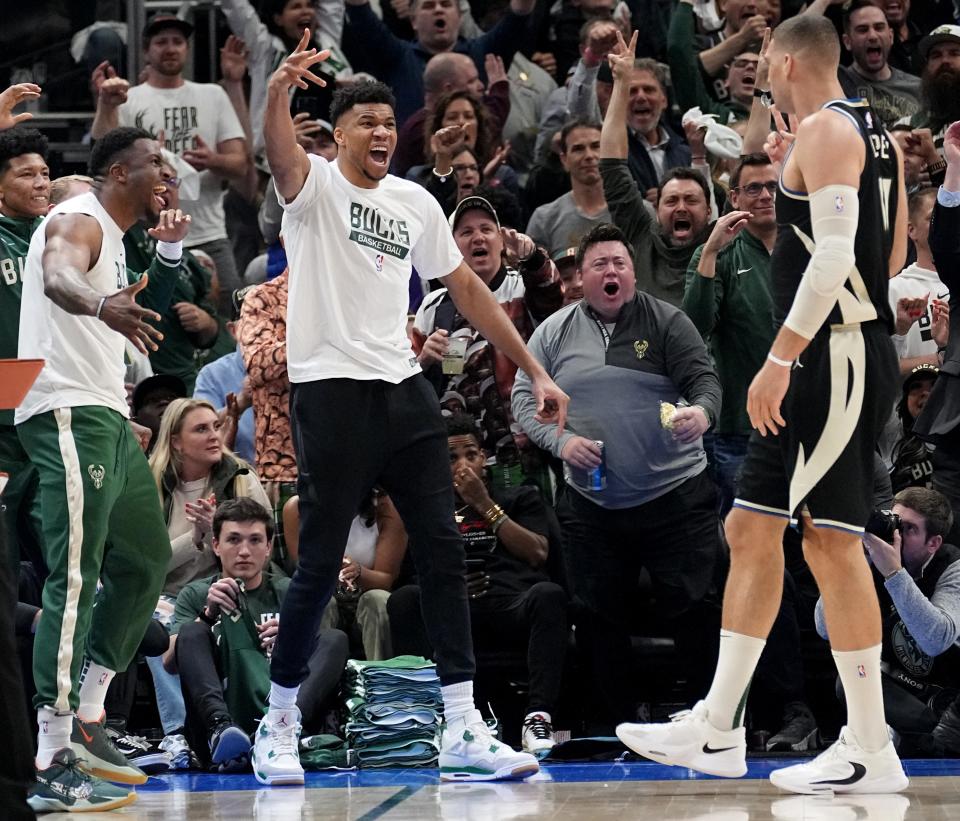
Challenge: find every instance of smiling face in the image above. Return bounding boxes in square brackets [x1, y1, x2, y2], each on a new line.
[454, 209, 503, 283]
[844, 6, 892, 74]
[274, 0, 319, 42]
[172, 407, 223, 475]
[145, 29, 189, 77]
[0, 153, 50, 218]
[580, 239, 635, 321]
[411, 0, 460, 54]
[729, 163, 777, 230]
[627, 69, 667, 140]
[335, 103, 397, 187]
[657, 178, 710, 246]
[560, 126, 601, 187]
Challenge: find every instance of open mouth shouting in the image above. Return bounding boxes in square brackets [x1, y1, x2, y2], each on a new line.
[369, 145, 390, 169]
[671, 215, 693, 242]
[602, 280, 620, 297]
[153, 184, 168, 210]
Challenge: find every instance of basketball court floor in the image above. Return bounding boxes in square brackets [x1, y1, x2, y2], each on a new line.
[38, 758, 960, 819]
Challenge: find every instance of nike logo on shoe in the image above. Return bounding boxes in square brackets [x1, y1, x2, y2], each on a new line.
[812, 762, 867, 785]
[702, 742, 737, 754]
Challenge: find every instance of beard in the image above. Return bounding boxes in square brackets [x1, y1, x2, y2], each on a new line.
[921, 68, 960, 124]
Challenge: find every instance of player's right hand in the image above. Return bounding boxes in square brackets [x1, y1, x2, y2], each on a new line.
[98, 276, 164, 354]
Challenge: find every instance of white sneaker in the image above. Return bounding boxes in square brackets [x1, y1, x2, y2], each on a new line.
[252, 707, 305, 786]
[769, 726, 908, 795]
[615, 700, 747, 777]
[439, 709, 540, 782]
[521, 713, 556, 757]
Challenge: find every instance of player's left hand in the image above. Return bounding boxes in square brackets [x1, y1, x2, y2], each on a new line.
[671, 405, 710, 444]
[531, 372, 570, 435]
[862, 529, 902, 579]
[747, 360, 789, 436]
[148, 209, 191, 244]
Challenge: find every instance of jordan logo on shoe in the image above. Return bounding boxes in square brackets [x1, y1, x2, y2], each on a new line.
[702, 742, 737, 754]
[277, 716, 288, 728]
[812, 762, 867, 786]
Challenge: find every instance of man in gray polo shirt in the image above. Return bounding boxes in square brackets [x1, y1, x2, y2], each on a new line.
[512, 222, 723, 730]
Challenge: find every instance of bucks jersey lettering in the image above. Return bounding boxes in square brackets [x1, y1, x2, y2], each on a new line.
[348, 202, 411, 260]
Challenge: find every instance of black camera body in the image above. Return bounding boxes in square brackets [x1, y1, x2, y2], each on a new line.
[865, 509, 902, 543]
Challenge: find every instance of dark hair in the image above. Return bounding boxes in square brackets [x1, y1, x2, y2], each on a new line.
[0, 127, 49, 175]
[894, 487, 954, 539]
[632, 58, 669, 94]
[446, 412, 481, 444]
[842, 0, 883, 32]
[329, 80, 396, 127]
[425, 91, 495, 166]
[575, 222, 630, 270]
[88, 127, 153, 177]
[772, 13, 841, 64]
[907, 186, 937, 222]
[657, 166, 710, 204]
[471, 183, 523, 231]
[730, 152, 773, 191]
[559, 118, 602, 154]
[261, 0, 319, 39]
[213, 497, 274, 541]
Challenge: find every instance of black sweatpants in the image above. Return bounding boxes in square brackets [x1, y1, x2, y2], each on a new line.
[176, 621, 348, 754]
[388, 581, 568, 714]
[271, 376, 475, 687]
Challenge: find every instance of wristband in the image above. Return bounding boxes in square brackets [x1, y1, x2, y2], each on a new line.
[926, 159, 947, 174]
[156, 239, 183, 264]
[95, 296, 107, 320]
[767, 352, 793, 368]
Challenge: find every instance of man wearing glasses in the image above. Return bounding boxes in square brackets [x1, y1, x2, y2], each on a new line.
[682, 153, 778, 516]
[123, 161, 219, 393]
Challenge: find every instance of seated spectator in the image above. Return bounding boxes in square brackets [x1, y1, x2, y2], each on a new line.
[124, 160, 220, 394]
[342, 0, 539, 122]
[284, 489, 408, 660]
[169, 498, 349, 769]
[837, 1, 921, 128]
[412, 91, 518, 200]
[130, 374, 187, 455]
[220, 0, 353, 157]
[393, 51, 508, 178]
[412, 196, 561, 494]
[889, 187, 950, 375]
[668, 1, 757, 123]
[194, 289, 256, 466]
[601, 31, 712, 306]
[526, 119, 611, 259]
[388, 412, 568, 755]
[511, 223, 723, 729]
[882, 364, 940, 494]
[817, 488, 960, 756]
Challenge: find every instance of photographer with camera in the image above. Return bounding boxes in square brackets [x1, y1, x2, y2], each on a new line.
[167, 498, 348, 770]
[815, 487, 960, 755]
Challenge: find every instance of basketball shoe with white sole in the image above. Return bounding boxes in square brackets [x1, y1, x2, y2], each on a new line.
[439, 709, 540, 781]
[251, 707, 304, 786]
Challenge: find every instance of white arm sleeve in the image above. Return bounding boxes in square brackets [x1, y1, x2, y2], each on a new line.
[783, 184, 859, 340]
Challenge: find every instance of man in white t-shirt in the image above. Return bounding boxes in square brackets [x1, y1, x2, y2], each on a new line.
[252, 32, 569, 787]
[90, 14, 249, 318]
[889, 187, 950, 373]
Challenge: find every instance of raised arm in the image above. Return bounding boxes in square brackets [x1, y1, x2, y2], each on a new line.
[90, 65, 127, 140]
[264, 30, 329, 202]
[741, 29, 773, 155]
[599, 29, 636, 161]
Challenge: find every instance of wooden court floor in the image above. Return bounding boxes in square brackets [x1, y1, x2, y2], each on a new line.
[37, 759, 960, 820]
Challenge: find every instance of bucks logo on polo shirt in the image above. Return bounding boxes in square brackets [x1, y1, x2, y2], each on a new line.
[349, 202, 411, 260]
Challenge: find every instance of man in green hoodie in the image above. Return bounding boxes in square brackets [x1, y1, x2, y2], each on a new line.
[0, 123, 49, 575]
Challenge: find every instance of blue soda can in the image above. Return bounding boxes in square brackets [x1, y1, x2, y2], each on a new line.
[586, 441, 606, 491]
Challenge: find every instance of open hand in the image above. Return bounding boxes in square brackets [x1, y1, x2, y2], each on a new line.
[99, 277, 164, 354]
[0, 83, 41, 130]
[747, 360, 790, 436]
[147, 209, 191, 243]
[220, 34, 249, 83]
[268, 29, 330, 93]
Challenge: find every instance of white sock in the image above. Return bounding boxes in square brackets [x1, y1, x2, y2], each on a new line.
[268, 682, 299, 711]
[704, 630, 767, 730]
[833, 644, 889, 752]
[76, 660, 115, 722]
[37, 707, 73, 769]
[442, 681, 475, 724]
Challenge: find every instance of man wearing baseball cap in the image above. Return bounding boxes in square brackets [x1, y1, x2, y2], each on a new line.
[91, 13, 250, 320]
[413, 196, 562, 493]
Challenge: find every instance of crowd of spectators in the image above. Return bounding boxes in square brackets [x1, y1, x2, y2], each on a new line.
[4, 0, 960, 789]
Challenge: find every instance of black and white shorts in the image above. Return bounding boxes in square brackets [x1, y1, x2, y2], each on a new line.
[734, 321, 898, 533]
